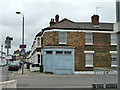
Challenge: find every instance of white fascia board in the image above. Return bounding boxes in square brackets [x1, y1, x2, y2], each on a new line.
[84, 51, 94, 53]
[36, 36, 41, 39]
[114, 22, 120, 32]
[36, 52, 41, 54]
[110, 51, 117, 53]
[43, 29, 114, 33]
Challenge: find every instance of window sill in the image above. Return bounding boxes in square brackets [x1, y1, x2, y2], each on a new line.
[85, 65, 94, 67]
[111, 65, 117, 67]
[85, 43, 93, 45]
[111, 44, 117, 45]
[59, 42, 67, 44]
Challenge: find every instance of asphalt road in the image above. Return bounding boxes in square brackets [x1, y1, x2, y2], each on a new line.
[0, 66, 118, 89]
[9, 71, 94, 88]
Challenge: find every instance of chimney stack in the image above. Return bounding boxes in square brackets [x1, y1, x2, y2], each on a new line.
[91, 14, 99, 28]
[49, 18, 56, 26]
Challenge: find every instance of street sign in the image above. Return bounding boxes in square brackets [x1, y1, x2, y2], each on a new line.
[20, 45, 26, 48]
[21, 49, 25, 55]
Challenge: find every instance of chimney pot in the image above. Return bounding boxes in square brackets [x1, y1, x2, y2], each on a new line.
[49, 18, 56, 26]
[55, 14, 59, 23]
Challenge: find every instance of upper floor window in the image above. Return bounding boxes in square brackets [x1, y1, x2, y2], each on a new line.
[59, 32, 67, 44]
[111, 33, 117, 45]
[37, 38, 41, 46]
[85, 32, 93, 45]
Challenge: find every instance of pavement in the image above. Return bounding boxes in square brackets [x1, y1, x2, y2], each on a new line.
[14, 64, 95, 75]
[13, 64, 32, 75]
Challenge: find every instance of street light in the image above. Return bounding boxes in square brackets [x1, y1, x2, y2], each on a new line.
[16, 12, 24, 45]
[16, 12, 25, 74]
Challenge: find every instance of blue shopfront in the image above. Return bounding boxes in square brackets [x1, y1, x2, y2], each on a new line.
[43, 46, 75, 74]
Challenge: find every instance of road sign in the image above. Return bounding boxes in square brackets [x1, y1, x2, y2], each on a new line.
[21, 49, 25, 55]
[20, 45, 26, 48]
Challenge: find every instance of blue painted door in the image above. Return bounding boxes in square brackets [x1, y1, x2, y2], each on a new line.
[54, 53, 73, 74]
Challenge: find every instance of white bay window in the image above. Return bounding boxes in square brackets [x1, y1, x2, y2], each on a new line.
[110, 51, 117, 67]
[111, 33, 117, 45]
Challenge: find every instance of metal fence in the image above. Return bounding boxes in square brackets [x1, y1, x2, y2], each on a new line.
[93, 67, 118, 89]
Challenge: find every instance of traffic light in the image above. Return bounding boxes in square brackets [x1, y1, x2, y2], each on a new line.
[5, 36, 13, 49]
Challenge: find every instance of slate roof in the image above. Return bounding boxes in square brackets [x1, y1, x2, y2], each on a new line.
[43, 18, 113, 31]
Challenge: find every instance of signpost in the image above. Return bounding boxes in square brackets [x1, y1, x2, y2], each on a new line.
[20, 45, 26, 48]
[20, 46, 26, 74]
[21, 48, 25, 55]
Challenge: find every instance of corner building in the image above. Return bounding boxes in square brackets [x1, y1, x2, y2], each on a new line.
[31, 15, 117, 73]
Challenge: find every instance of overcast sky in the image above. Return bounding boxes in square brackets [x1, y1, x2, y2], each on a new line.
[0, 0, 116, 54]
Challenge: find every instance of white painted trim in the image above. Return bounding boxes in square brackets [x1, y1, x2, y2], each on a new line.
[59, 42, 67, 44]
[43, 29, 114, 34]
[74, 71, 94, 74]
[110, 51, 117, 53]
[111, 44, 117, 45]
[111, 65, 117, 67]
[84, 51, 94, 53]
[85, 43, 93, 45]
[85, 65, 94, 67]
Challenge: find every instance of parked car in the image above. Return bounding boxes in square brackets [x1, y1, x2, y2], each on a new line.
[8, 62, 20, 71]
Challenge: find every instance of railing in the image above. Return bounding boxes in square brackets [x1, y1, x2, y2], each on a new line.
[93, 67, 118, 89]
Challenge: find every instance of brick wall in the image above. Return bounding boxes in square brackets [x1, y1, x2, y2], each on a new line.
[43, 31, 59, 46]
[43, 31, 117, 71]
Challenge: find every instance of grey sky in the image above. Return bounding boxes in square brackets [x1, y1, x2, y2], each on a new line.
[0, 0, 116, 54]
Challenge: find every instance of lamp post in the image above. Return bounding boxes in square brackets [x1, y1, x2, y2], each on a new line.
[16, 12, 25, 74]
[16, 12, 24, 45]
[116, 0, 120, 89]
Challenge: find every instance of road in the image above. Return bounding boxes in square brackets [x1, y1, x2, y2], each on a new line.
[0, 66, 94, 89]
[9, 71, 94, 88]
[0, 66, 118, 89]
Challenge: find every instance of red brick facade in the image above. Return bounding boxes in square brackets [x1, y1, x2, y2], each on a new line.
[42, 31, 117, 71]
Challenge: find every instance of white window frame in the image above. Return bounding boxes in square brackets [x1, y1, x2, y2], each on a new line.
[84, 51, 94, 67]
[85, 32, 93, 45]
[110, 51, 117, 67]
[59, 32, 67, 44]
[111, 33, 117, 45]
[37, 37, 41, 47]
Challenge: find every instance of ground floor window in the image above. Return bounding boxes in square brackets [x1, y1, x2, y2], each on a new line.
[84, 51, 94, 67]
[38, 54, 40, 63]
[110, 51, 117, 67]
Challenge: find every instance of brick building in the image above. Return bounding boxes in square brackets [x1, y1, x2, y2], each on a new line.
[30, 15, 117, 72]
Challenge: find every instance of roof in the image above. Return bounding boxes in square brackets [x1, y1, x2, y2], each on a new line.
[43, 18, 113, 31]
[35, 31, 43, 37]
